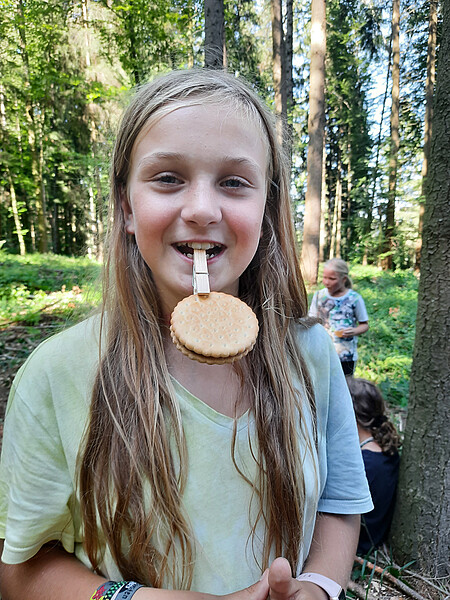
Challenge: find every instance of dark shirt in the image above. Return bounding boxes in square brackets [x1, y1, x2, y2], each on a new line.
[357, 449, 400, 555]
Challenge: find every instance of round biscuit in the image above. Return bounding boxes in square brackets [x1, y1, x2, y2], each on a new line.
[170, 329, 256, 364]
[170, 292, 258, 360]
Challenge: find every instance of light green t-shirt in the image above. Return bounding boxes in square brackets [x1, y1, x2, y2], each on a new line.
[0, 316, 372, 593]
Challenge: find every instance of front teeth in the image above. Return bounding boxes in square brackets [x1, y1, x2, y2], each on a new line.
[178, 241, 222, 259]
[190, 242, 215, 250]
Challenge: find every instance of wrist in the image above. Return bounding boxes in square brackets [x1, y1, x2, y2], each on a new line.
[297, 581, 329, 600]
[296, 573, 345, 600]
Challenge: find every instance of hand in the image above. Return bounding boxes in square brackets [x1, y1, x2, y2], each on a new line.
[268, 558, 328, 600]
[340, 327, 356, 338]
[223, 572, 270, 600]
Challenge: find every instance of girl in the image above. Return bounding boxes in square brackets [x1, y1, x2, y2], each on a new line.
[0, 70, 372, 600]
[346, 378, 401, 555]
[309, 258, 369, 376]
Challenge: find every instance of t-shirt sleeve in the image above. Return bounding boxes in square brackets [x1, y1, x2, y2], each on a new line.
[0, 353, 79, 564]
[304, 325, 373, 515]
[308, 292, 319, 317]
[355, 294, 369, 323]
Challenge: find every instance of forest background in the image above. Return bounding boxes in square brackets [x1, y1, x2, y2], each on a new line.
[0, 0, 449, 598]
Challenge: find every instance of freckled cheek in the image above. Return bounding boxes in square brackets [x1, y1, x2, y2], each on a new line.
[233, 219, 264, 251]
[131, 202, 177, 234]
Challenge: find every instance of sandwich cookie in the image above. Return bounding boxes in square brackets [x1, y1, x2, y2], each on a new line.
[170, 248, 259, 364]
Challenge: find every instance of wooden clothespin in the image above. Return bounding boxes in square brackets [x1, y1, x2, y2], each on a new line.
[193, 249, 210, 295]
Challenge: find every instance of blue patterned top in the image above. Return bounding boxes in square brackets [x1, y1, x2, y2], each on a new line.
[309, 288, 369, 361]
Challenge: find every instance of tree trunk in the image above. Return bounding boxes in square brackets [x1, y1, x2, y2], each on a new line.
[390, 0, 450, 576]
[0, 83, 26, 255]
[382, 0, 400, 271]
[319, 137, 327, 263]
[7, 170, 26, 256]
[95, 168, 104, 262]
[204, 0, 225, 68]
[284, 0, 294, 161]
[301, 0, 326, 285]
[335, 141, 342, 258]
[81, 0, 91, 68]
[346, 138, 352, 256]
[329, 196, 337, 260]
[414, 0, 437, 273]
[17, 0, 48, 252]
[271, 0, 285, 142]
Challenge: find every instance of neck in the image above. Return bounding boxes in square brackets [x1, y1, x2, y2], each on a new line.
[357, 424, 382, 452]
[357, 424, 371, 443]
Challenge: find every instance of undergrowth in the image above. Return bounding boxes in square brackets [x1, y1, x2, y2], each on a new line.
[0, 251, 102, 326]
[308, 263, 418, 409]
[1, 253, 419, 408]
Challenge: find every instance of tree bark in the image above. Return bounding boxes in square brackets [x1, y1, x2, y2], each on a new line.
[17, 0, 48, 253]
[0, 83, 26, 255]
[301, 0, 326, 285]
[284, 0, 294, 161]
[204, 0, 225, 68]
[271, 0, 285, 143]
[414, 0, 437, 273]
[390, 0, 450, 576]
[382, 0, 400, 270]
[6, 170, 26, 256]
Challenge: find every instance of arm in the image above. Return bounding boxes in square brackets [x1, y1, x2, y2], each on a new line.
[341, 321, 368, 338]
[0, 541, 270, 600]
[268, 513, 360, 600]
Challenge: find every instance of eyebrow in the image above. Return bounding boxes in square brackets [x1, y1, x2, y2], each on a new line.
[137, 152, 264, 174]
[221, 155, 264, 172]
[137, 152, 184, 169]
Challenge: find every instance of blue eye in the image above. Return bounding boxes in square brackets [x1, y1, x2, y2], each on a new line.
[158, 174, 180, 184]
[222, 178, 245, 188]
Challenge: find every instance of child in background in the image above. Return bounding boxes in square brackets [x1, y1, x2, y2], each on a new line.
[309, 258, 369, 376]
[347, 378, 401, 555]
[0, 70, 372, 600]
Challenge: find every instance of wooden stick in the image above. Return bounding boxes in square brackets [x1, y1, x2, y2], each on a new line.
[347, 580, 377, 600]
[354, 556, 428, 600]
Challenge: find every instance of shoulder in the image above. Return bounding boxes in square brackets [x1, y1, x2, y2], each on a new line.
[294, 322, 334, 356]
[11, 314, 102, 399]
[292, 322, 337, 383]
[316, 288, 328, 300]
[348, 289, 364, 303]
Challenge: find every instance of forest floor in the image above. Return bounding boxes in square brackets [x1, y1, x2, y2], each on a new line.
[0, 319, 59, 443]
[1, 316, 449, 600]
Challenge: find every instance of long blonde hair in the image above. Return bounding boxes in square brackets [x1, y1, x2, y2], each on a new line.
[324, 258, 353, 288]
[78, 69, 316, 587]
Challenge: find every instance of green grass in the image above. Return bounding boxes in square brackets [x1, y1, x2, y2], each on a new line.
[308, 264, 419, 408]
[1, 253, 418, 408]
[0, 251, 102, 326]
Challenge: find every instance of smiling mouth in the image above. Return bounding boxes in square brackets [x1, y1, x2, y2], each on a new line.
[175, 242, 224, 259]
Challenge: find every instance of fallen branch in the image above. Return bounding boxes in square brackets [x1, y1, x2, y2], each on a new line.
[354, 556, 428, 600]
[376, 549, 450, 597]
[347, 579, 378, 600]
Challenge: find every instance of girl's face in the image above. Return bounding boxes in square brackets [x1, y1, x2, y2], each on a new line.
[122, 103, 268, 314]
[322, 267, 346, 296]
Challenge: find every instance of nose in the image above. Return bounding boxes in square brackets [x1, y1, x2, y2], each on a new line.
[180, 182, 222, 227]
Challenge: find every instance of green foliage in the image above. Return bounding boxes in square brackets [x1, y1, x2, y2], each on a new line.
[224, 0, 271, 93]
[322, 0, 376, 261]
[309, 264, 418, 408]
[1, 255, 419, 411]
[0, 251, 102, 325]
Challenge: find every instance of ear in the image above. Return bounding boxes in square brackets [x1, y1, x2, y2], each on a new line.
[120, 190, 135, 235]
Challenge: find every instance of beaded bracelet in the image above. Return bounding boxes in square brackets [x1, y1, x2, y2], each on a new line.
[90, 580, 143, 600]
[90, 581, 122, 600]
[111, 581, 144, 600]
[105, 581, 129, 599]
